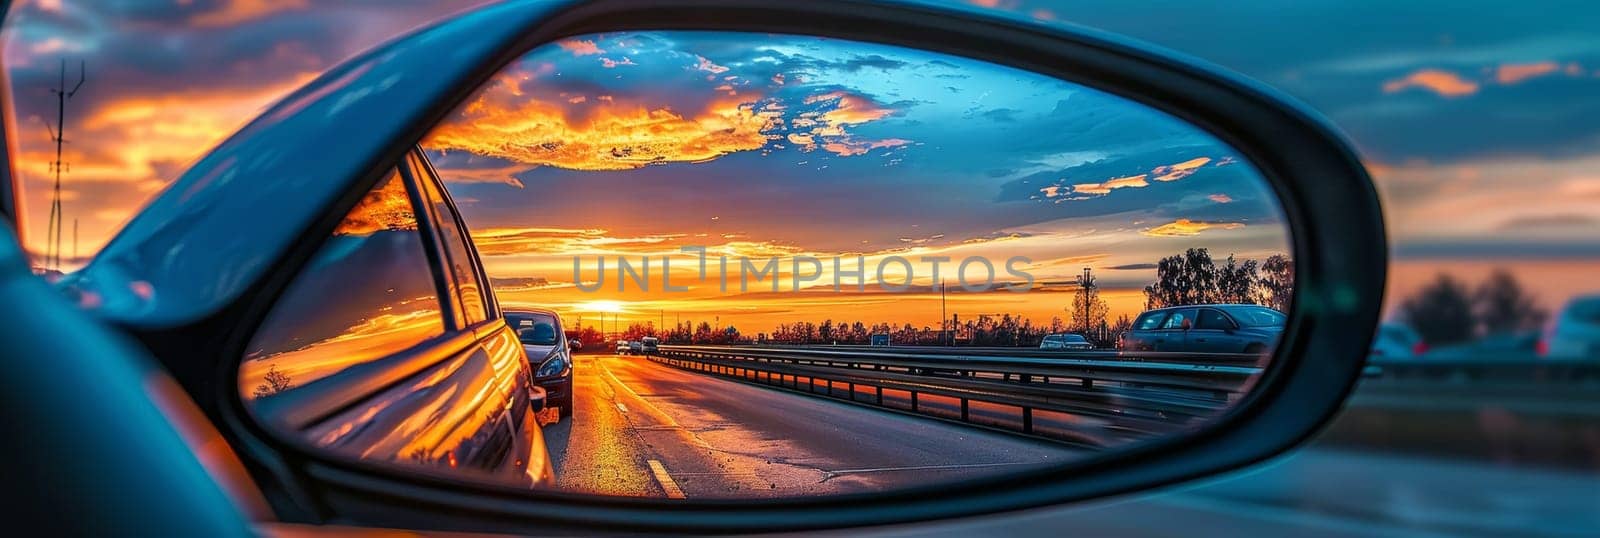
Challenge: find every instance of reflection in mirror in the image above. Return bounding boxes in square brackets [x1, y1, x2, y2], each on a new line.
[244, 31, 1293, 499]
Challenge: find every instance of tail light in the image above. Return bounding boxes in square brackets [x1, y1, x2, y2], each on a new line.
[1535, 339, 1549, 358]
[1411, 341, 1428, 356]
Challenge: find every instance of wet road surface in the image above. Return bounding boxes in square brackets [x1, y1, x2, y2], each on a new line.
[536, 353, 1078, 499]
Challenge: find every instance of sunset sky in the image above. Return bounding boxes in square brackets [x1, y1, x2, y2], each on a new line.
[413, 31, 1287, 331]
[3, 0, 1597, 331]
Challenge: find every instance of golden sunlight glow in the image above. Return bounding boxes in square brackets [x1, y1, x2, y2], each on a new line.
[580, 300, 627, 314]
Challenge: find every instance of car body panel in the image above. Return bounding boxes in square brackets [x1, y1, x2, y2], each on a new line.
[1545, 295, 1600, 359]
[237, 151, 550, 488]
[1370, 323, 1423, 359]
[1040, 334, 1094, 350]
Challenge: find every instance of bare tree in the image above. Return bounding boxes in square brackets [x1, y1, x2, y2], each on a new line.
[252, 364, 293, 399]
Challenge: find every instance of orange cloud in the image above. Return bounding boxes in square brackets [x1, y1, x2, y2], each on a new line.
[1152, 156, 1212, 181]
[1382, 69, 1479, 98]
[334, 172, 417, 236]
[558, 39, 604, 56]
[1072, 174, 1148, 195]
[1208, 193, 1234, 203]
[1141, 219, 1245, 237]
[1495, 62, 1560, 84]
[190, 0, 310, 27]
[783, 91, 907, 155]
[424, 93, 776, 171]
[806, 90, 895, 125]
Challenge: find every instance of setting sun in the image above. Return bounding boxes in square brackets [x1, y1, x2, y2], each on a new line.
[580, 300, 626, 314]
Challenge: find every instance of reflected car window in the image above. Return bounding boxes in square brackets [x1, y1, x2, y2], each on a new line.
[1162, 309, 1197, 329]
[1196, 309, 1233, 330]
[1220, 305, 1285, 327]
[410, 153, 489, 326]
[238, 169, 444, 402]
[1135, 311, 1169, 330]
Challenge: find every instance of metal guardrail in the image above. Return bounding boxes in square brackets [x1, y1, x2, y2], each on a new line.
[1362, 356, 1600, 382]
[650, 345, 1264, 446]
[649, 345, 1600, 447]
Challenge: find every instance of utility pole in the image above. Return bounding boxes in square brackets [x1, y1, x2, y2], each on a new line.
[1077, 267, 1098, 339]
[45, 59, 86, 271]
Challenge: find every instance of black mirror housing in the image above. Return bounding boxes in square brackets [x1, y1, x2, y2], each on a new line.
[79, 0, 1383, 534]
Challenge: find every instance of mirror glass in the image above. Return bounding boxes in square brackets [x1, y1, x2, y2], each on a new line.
[243, 30, 1293, 498]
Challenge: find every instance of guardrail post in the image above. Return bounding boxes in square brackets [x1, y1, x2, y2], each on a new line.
[847, 382, 855, 401]
[961, 398, 969, 421]
[875, 386, 883, 405]
[808, 377, 814, 393]
[911, 391, 919, 411]
[1022, 407, 1034, 434]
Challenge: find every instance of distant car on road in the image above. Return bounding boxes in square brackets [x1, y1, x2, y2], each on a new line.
[1370, 323, 1426, 359]
[506, 309, 575, 419]
[616, 340, 631, 354]
[640, 336, 660, 354]
[1039, 333, 1094, 350]
[1119, 304, 1286, 353]
[629, 340, 644, 355]
[1540, 294, 1600, 359]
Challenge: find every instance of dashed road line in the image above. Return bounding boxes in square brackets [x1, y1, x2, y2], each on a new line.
[647, 459, 687, 499]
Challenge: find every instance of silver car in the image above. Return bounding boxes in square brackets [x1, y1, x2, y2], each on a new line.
[1039, 333, 1094, 350]
[1541, 294, 1600, 359]
[1370, 323, 1426, 359]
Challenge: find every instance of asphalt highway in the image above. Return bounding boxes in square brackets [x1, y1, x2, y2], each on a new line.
[536, 352, 1079, 498]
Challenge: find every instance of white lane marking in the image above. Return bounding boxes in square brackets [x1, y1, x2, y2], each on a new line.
[829, 461, 1040, 474]
[615, 402, 628, 414]
[647, 459, 687, 499]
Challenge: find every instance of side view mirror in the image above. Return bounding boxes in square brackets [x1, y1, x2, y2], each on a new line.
[568, 339, 581, 351]
[60, 0, 1385, 534]
[1182, 319, 1195, 331]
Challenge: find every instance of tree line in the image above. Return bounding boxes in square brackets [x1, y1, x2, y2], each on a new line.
[1399, 270, 1546, 346]
[576, 248, 1298, 349]
[1141, 248, 1293, 312]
